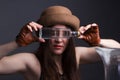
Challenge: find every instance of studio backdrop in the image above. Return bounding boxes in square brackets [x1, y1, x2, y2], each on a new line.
[0, 0, 119, 80]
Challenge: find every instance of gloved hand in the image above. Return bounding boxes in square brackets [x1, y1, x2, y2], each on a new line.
[79, 23, 100, 46]
[16, 21, 44, 46]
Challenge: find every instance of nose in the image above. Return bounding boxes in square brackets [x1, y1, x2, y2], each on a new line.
[55, 38, 62, 43]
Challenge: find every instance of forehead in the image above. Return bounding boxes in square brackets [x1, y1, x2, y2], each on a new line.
[52, 25, 68, 29]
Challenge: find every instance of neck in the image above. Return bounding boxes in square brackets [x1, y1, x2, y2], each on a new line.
[53, 54, 63, 74]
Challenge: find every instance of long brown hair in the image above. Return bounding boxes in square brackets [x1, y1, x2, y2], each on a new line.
[35, 38, 79, 80]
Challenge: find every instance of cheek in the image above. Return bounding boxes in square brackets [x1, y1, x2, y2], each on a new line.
[49, 39, 55, 44]
[63, 39, 69, 47]
[48, 40, 54, 47]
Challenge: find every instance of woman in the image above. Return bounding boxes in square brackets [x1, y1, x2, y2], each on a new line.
[0, 6, 120, 80]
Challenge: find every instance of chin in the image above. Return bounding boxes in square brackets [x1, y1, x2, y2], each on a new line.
[53, 50, 63, 55]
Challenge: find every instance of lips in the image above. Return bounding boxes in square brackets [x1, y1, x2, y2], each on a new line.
[54, 45, 63, 49]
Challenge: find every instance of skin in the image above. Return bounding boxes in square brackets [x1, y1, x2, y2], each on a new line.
[49, 25, 69, 55]
[0, 22, 120, 80]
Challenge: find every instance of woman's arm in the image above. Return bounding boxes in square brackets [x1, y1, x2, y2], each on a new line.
[76, 39, 120, 64]
[0, 22, 42, 75]
[76, 23, 120, 64]
[76, 47, 101, 64]
[0, 21, 44, 58]
[0, 41, 19, 58]
[100, 39, 120, 48]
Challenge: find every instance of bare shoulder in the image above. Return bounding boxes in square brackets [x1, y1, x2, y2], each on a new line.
[4, 52, 40, 69]
[75, 46, 100, 64]
[75, 46, 87, 50]
[11, 53, 41, 77]
[12, 52, 40, 66]
[75, 46, 89, 54]
[8, 52, 38, 61]
[17, 53, 41, 79]
[75, 46, 96, 56]
[75, 46, 89, 56]
[76, 46, 97, 52]
[75, 47, 89, 64]
[0, 52, 41, 76]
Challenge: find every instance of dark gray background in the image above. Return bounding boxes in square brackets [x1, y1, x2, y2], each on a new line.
[0, 0, 119, 80]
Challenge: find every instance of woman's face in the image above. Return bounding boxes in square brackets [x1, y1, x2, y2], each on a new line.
[49, 25, 69, 55]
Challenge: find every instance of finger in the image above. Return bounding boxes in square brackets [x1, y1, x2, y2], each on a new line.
[31, 21, 43, 28]
[85, 24, 91, 30]
[27, 25, 33, 32]
[39, 38, 45, 42]
[29, 22, 38, 31]
[79, 26, 86, 34]
[29, 21, 43, 31]
[91, 23, 98, 26]
[78, 35, 85, 39]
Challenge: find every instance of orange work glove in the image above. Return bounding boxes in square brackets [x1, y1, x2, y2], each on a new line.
[79, 23, 100, 46]
[16, 23, 39, 46]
